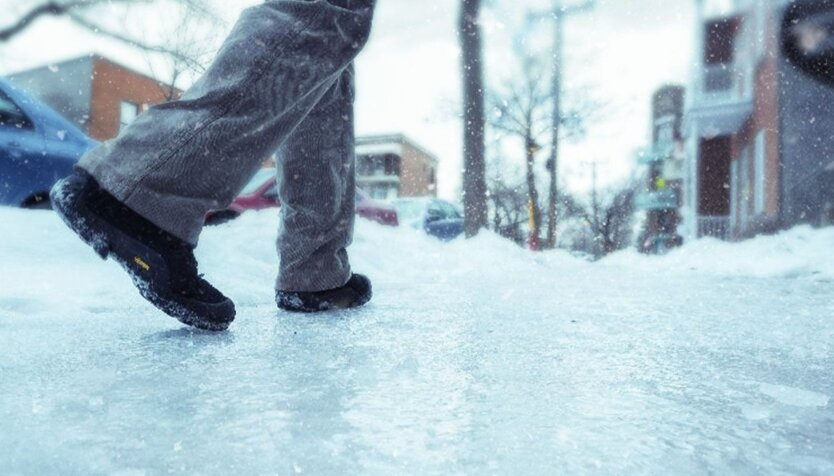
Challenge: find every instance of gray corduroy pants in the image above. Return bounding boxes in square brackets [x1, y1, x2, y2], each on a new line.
[78, 0, 376, 292]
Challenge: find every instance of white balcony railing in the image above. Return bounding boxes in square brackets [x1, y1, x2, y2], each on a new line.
[698, 216, 730, 240]
[356, 174, 400, 184]
[696, 64, 740, 104]
[704, 65, 733, 92]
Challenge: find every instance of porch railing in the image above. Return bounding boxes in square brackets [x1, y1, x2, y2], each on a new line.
[698, 216, 730, 240]
[704, 65, 733, 92]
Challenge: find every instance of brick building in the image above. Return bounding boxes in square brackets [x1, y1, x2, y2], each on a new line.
[355, 134, 438, 200]
[8, 55, 180, 141]
[684, 0, 834, 240]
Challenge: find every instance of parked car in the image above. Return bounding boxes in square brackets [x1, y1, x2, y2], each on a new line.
[0, 77, 96, 208]
[205, 168, 399, 226]
[391, 197, 465, 241]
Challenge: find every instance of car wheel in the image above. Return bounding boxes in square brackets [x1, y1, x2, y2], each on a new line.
[205, 210, 240, 226]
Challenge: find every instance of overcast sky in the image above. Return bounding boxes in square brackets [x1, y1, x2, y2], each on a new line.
[0, 0, 696, 199]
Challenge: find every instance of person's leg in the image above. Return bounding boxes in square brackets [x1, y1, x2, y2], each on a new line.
[274, 63, 372, 312]
[52, 0, 376, 329]
[79, 0, 376, 246]
[276, 67, 357, 293]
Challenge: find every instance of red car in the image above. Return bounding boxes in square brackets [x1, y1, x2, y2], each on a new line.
[205, 168, 398, 226]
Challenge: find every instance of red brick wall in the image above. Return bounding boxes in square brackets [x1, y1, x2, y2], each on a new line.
[398, 142, 437, 197]
[731, 12, 781, 236]
[88, 57, 180, 141]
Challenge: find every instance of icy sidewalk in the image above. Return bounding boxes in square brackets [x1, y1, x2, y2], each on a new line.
[1, 208, 833, 474]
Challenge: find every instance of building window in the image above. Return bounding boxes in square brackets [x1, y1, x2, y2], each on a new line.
[754, 130, 766, 215]
[383, 154, 400, 177]
[371, 185, 391, 200]
[356, 155, 372, 176]
[120, 101, 139, 130]
[357, 154, 400, 177]
[367, 185, 398, 200]
[655, 116, 676, 145]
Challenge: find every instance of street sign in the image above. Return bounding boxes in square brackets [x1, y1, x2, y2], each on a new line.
[636, 189, 678, 210]
[636, 144, 675, 164]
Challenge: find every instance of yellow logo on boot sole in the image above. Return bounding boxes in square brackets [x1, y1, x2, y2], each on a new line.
[133, 257, 151, 272]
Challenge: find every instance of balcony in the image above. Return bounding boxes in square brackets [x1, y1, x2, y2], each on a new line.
[356, 172, 400, 185]
[704, 64, 733, 93]
[697, 216, 730, 240]
[695, 63, 749, 106]
[636, 189, 679, 211]
[686, 64, 753, 138]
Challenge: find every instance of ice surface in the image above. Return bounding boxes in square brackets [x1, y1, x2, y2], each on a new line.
[1, 208, 833, 474]
[759, 384, 830, 408]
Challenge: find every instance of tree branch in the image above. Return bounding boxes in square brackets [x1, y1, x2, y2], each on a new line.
[0, 0, 133, 42]
[0, 2, 66, 41]
[67, 11, 206, 73]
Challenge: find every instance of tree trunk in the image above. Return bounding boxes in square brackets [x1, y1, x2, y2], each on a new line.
[459, 0, 488, 238]
[545, 155, 558, 248]
[545, 13, 564, 250]
[525, 135, 541, 248]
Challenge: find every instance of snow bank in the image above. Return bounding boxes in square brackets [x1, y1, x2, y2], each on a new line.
[0, 207, 587, 316]
[2, 206, 832, 317]
[196, 209, 590, 306]
[601, 225, 834, 280]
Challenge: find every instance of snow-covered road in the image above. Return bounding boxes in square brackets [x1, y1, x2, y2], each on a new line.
[1, 208, 833, 474]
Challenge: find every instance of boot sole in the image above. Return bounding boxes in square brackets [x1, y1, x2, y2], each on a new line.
[50, 178, 234, 331]
[276, 276, 372, 313]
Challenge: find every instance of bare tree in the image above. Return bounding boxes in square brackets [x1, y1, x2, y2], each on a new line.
[459, 0, 488, 238]
[487, 173, 586, 248]
[488, 178, 528, 246]
[488, 53, 593, 249]
[137, 2, 224, 99]
[489, 57, 549, 247]
[566, 181, 636, 259]
[595, 186, 636, 256]
[0, 1, 96, 42]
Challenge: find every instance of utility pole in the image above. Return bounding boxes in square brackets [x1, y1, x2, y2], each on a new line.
[545, 0, 594, 250]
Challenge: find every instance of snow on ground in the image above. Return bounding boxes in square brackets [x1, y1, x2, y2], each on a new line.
[1, 207, 833, 474]
[602, 225, 834, 280]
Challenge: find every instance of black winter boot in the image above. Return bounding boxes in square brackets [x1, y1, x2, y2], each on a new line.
[277, 274, 372, 313]
[50, 169, 235, 331]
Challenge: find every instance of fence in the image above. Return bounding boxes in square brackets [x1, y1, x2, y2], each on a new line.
[698, 216, 730, 240]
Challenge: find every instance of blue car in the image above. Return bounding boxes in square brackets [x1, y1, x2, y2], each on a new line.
[392, 197, 465, 241]
[0, 77, 96, 208]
